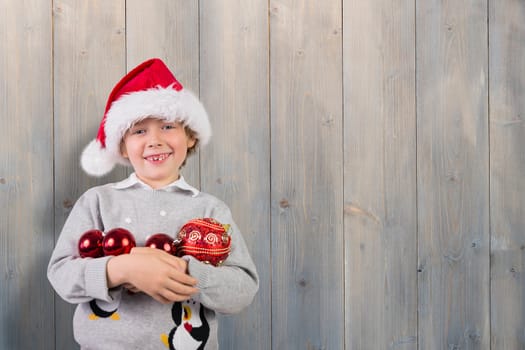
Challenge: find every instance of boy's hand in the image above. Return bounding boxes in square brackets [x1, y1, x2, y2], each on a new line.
[107, 247, 198, 304]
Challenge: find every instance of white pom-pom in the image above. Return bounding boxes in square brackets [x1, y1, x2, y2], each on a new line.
[80, 140, 116, 177]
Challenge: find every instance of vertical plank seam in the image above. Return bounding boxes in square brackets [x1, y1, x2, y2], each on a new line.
[125, 0, 131, 179]
[414, 0, 419, 348]
[340, 0, 346, 348]
[51, 0, 56, 348]
[267, 0, 273, 348]
[486, 1, 491, 348]
[198, 0, 202, 190]
[125, 0, 128, 72]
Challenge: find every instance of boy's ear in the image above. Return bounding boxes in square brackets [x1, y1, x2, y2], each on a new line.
[187, 137, 196, 149]
[120, 141, 129, 159]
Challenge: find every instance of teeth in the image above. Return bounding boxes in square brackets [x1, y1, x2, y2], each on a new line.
[147, 154, 169, 161]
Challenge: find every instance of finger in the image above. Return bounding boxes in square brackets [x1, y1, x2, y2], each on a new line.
[122, 283, 140, 293]
[158, 289, 194, 303]
[152, 293, 172, 304]
[135, 249, 188, 272]
[168, 269, 198, 286]
[131, 246, 175, 257]
[165, 278, 199, 296]
[159, 254, 188, 268]
[131, 247, 160, 255]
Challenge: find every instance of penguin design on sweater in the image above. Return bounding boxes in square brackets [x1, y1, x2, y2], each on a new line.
[88, 291, 122, 321]
[88, 299, 120, 320]
[161, 299, 209, 349]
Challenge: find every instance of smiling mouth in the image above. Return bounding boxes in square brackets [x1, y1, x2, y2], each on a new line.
[144, 153, 172, 162]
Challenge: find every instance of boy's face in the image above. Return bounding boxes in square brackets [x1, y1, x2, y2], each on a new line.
[120, 117, 196, 189]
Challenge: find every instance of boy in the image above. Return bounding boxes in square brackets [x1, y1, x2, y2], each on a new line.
[48, 58, 259, 350]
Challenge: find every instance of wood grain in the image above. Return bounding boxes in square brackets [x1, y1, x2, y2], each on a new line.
[489, 0, 525, 348]
[344, 0, 417, 349]
[270, 0, 344, 348]
[0, 0, 54, 348]
[417, 1, 490, 348]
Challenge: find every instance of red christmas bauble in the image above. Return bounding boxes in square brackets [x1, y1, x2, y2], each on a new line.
[145, 233, 176, 255]
[102, 228, 136, 256]
[78, 229, 104, 258]
[175, 218, 231, 266]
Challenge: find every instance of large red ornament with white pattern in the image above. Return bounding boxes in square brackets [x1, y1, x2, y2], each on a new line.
[175, 218, 231, 266]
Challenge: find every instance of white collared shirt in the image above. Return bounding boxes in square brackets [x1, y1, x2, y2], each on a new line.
[112, 172, 200, 197]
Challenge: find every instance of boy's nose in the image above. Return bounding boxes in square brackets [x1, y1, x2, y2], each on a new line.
[147, 132, 164, 147]
[148, 141, 162, 147]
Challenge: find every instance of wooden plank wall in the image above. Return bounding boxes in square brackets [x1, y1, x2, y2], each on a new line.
[1, 1, 524, 349]
[0, 1, 54, 349]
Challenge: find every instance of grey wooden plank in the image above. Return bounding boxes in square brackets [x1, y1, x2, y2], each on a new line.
[126, 0, 200, 186]
[0, 0, 54, 349]
[343, 1, 417, 349]
[53, 1, 126, 349]
[270, 1, 344, 348]
[199, 1, 270, 349]
[416, 1, 490, 348]
[489, 0, 525, 348]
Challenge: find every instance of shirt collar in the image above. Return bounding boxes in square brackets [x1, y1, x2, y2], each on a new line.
[112, 173, 200, 197]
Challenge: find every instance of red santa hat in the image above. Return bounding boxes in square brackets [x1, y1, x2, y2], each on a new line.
[80, 58, 211, 176]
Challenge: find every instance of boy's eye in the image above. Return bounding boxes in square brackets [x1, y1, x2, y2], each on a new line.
[132, 129, 146, 135]
[162, 124, 178, 130]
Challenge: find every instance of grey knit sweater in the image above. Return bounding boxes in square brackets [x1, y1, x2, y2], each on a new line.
[47, 174, 259, 350]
